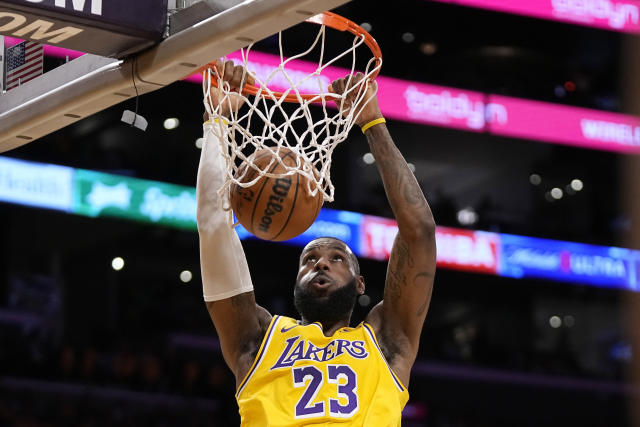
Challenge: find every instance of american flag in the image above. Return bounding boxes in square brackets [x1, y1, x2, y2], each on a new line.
[4, 41, 43, 91]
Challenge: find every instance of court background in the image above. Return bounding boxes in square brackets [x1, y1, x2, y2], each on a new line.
[0, 1, 638, 425]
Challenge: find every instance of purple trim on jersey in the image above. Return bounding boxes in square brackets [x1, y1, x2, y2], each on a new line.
[236, 315, 280, 398]
[362, 323, 406, 392]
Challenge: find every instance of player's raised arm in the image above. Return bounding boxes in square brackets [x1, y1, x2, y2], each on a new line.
[330, 74, 437, 386]
[197, 61, 271, 385]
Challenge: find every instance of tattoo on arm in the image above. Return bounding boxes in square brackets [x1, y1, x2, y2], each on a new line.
[414, 272, 434, 317]
[368, 134, 425, 210]
[364, 123, 436, 366]
[385, 238, 414, 300]
[385, 238, 434, 316]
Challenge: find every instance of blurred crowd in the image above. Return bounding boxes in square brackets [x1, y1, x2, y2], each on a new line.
[0, 341, 240, 426]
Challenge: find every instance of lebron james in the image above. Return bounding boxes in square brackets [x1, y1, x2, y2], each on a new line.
[196, 60, 436, 426]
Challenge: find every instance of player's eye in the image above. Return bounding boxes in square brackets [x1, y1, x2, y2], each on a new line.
[333, 255, 344, 262]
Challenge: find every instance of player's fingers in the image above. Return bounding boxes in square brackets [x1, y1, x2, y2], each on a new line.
[328, 77, 341, 93]
[241, 67, 252, 89]
[222, 60, 235, 84]
[231, 65, 246, 90]
[345, 72, 365, 92]
[331, 77, 346, 96]
[212, 59, 224, 77]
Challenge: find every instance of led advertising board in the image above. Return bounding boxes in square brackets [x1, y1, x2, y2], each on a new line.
[500, 233, 639, 290]
[26, 42, 640, 154]
[186, 51, 640, 154]
[1, 155, 638, 290]
[432, 0, 640, 34]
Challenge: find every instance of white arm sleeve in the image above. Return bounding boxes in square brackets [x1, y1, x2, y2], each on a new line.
[197, 123, 254, 301]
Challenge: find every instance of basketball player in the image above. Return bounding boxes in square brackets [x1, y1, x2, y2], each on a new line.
[197, 60, 436, 425]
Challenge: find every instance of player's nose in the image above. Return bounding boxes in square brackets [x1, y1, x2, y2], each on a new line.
[313, 256, 330, 271]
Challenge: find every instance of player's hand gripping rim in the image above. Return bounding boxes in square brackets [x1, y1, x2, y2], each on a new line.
[328, 72, 383, 127]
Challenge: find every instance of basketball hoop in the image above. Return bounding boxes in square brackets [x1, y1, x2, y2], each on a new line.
[202, 11, 383, 204]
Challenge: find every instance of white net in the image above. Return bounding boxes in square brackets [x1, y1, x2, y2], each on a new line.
[202, 13, 382, 204]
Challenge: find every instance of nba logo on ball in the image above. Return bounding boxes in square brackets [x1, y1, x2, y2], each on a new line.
[230, 148, 323, 241]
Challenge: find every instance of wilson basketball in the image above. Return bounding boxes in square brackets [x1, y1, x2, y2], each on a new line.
[230, 148, 324, 241]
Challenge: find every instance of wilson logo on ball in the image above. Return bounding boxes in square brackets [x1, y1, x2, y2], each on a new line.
[258, 177, 291, 233]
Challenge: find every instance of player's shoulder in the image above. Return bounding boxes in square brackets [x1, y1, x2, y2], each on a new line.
[364, 300, 384, 332]
[256, 305, 274, 332]
[268, 314, 299, 331]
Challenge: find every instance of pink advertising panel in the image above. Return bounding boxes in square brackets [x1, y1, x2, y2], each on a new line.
[191, 50, 640, 153]
[19, 37, 640, 154]
[378, 77, 492, 131]
[432, 0, 640, 34]
[197, 51, 355, 95]
[189, 52, 500, 133]
[488, 95, 640, 153]
[201, 53, 491, 132]
[360, 216, 501, 274]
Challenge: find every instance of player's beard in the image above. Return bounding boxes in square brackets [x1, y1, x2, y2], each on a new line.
[294, 277, 358, 326]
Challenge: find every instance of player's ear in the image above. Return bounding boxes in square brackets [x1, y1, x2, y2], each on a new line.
[357, 275, 365, 295]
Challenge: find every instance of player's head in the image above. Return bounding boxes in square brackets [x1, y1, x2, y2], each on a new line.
[294, 237, 364, 325]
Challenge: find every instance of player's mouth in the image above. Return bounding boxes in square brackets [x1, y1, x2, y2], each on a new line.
[310, 273, 332, 287]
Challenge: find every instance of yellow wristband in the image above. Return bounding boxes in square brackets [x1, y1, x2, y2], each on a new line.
[204, 118, 229, 125]
[360, 117, 386, 133]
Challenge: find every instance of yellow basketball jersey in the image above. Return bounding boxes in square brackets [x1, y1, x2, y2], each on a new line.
[236, 315, 409, 426]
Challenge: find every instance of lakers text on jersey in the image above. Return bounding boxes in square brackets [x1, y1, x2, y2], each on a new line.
[236, 315, 409, 426]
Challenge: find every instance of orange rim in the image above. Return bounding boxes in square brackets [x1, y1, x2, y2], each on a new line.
[200, 11, 382, 103]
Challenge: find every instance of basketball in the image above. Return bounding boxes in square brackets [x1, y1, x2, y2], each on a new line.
[230, 148, 324, 241]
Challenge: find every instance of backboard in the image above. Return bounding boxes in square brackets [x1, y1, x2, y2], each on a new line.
[0, 0, 352, 153]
